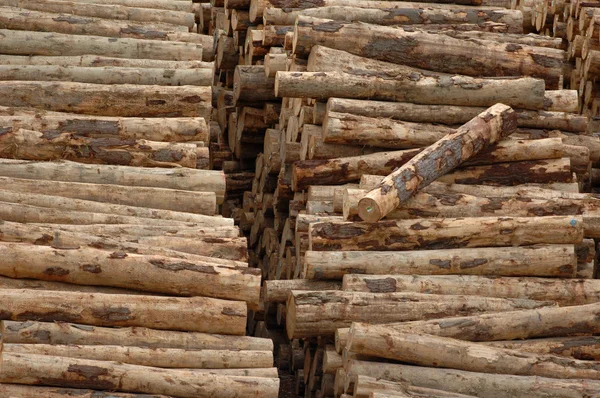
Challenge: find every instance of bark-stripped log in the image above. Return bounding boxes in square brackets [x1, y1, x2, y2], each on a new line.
[27, 224, 239, 239]
[3, 344, 273, 369]
[0, 243, 259, 306]
[1, 320, 273, 351]
[264, 279, 342, 302]
[482, 336, 600, 360]
[0, 289, 247, 333]
[0, 81, 211, 118]
[358, 104, 516, 222]
[304, 245, 576, 279]
[353, 375, 478, 398]
[0, 384, 168, 398]
[0, 275, 142, 295]
[286, 290, 553, 338]
[0, 353, 279, 397]
[342, 275, 600, 306]
[0, 55, 212, 69]
[0, 29, 203, 61]
[40, 0, 194, 11]
[234, 65, 277, 104]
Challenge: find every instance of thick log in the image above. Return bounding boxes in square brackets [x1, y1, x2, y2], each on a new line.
[544, 90, 579, 112]
[56, 0, 194, 11]
[27, 224, 238, 239]
[0, 275, 142, 295]
[0, 128, 197, 168]
[353, 375, 478, 398]
[348, 331, 600, 380]
[0, 289, 247, 333]
[233, 65, 277, 104]
[342, 275, 600, 306]
[294, 17, 567, 86]
[483, 336, 600, 360]
[358, 104, 516, 222]
[264, 279, 342, 302]
[0, 177, 216, 215]
[133, 236, 248, 260]
[286, 290, 553, 338]
[0, 353, 279, 397]
[0, 243, 260, 306]
[346, 360, 600, 398]
[0, 0, 195, 28]
[420, 180, 584, 199]
[0, 159, 225, 200]
[0, 81, 211, 118]
[326, 98, 588, 132]
[0, 54, 212, 69]
[310, 216, 583, 251]
[0, 29, 203, 61]
[1, 320, 273, 351]
[4, 344, 273, 369]
[0, 385, 168, 398]
[304, 245, 577, 279]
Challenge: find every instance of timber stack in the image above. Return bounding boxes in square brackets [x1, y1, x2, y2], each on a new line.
[0, 0, 280, 397]
[209, 0, 600, 396]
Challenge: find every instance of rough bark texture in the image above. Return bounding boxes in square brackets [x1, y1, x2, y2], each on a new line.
[358, 104, 517, 222]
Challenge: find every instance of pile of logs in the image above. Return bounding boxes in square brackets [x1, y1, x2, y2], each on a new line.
[209, 0, 600, 396]
[0, 0, 280, 397]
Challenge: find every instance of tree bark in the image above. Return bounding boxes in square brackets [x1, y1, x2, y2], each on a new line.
[325, 98, 588, 132]
[0, 289, 247, 333]
[347, 331, 600, 380]
[0, 29, 203, 61]
[286, 290, 553, 338]
[309, 216, 584, 251]
[233, 65, 277, 104]
[482, 336, 600, 360]
[0, 81, 211, 118]
[346, 359, 600, 398]
[294, 17, 568, 86]
[3, 343, 273, 369]
[0, 176, 217, 214]
[304, 245, 576, 279]
[1, 320, 273, 351]
[0, 384, 169, 398]
[0, 54, 212, 69]
[358, 104, 516, 222]
[264, 279, 342, 302]
[0, 242, 260, 306]
[0, 353, 279, 397]
[342, 275, 600, 306]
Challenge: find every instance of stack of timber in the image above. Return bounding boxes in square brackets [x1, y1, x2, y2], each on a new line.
[0, 0, 280, 397]
[208, 0, 600, 396]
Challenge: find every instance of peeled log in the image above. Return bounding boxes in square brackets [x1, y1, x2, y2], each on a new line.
[483, 336, 600, 360]
[0, 81, 211, 118]
[294, 17, 567, 86]
[358, 104, 516, 222]
[304, 245, 577, 279]
[309, 216, 583, 251]
[1, 320, 273, 351]
[0, 243, 260, 306]
[264, 279, 342, 302]
[0, 29, 203, 61]
[352, 375, 478, 398]
[0, 159, 226, 200]
[0, 55, 212, 69]
[346, 360, 600, 398]
[348, 331, 600, 380]
[0, 353, 279, 397]
[3, 344, 273, 369]
[0, 384, 168, 398]
[28, 224, 239, 239]
[233, 65, 277, 104]
[0, 289, 247, 333]
[34, 0, 194, 11]
[286, 290, 553, 338]
[0, 275, 142, 295]
[342, 275, 600, 306]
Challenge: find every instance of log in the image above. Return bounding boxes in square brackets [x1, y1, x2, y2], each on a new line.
[326, 98, 588, 132]
[309, 216, 583, 251]
[28, 224, 239, 239]
[0, 177, 217, 215]
[0, 0, 195, 28]
[286, 290, 553, 338]
[0, 289, 247, 333]
[0, 159, 225, 201]
[233, 65, 277, 104]
[0, 384, 168, 398]
[0, 81, 211, 118]
[0, 54, 212, 69]
[353, 375, 478, 398]
[0, 275, 143, 295]
[3, 344, 273, 369]
[342, 275, 600, 306]
[483, 336, 600, 360]
[346, 360, 600, 398]
[0, 353, 279, 397]
[264, 279, 342, 302]
[347, 331, 600, 380]
[0, 29, 203, 61]
[358, 104, 516, 222]
[57, 0, 194, 11]
[0, 64, 212, 86]
[0, 128, 198, 168]
[1, 320, 273, 351]
[304, 245, 577, 279]
[0, 242, 260, 306]
[544, 90, 579, 112]
[294, 17, 567, 86]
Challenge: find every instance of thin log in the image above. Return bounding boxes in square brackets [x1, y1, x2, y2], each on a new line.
[0, 55, 213, 69]
[0, 384, 168, 398]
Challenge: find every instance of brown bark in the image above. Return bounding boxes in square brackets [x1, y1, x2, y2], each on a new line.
[286, 290, 553, 338]
[0, 289, 247, 333]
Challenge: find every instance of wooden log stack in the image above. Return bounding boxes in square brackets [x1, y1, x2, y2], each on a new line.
[0, 1, 279, 397]
[207, 0, 600, 396]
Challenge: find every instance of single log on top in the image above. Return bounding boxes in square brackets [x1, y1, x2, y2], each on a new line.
[358, 104, 516, 222]
[0, 289, 247, 334]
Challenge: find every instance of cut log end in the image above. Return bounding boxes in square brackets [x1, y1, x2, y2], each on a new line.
[357, 196, 383, 223]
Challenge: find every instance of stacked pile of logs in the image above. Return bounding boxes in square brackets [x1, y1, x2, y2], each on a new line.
[0, 0, 280, 397]
[209, 0, 600, 396]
